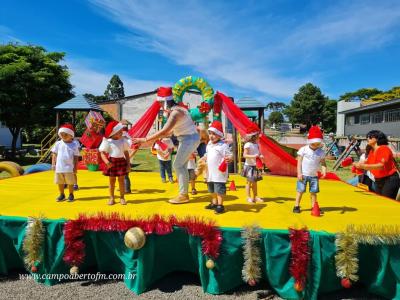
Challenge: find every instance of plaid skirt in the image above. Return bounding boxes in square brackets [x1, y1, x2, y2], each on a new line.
[241, 165, 263, 182]
[103, 157, 128, 177]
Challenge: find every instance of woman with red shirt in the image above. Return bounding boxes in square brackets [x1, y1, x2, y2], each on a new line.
[354, 130, 400, 199]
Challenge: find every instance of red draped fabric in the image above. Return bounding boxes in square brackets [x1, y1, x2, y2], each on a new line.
[128, 101, 161, 139]
[216, 91, 297, 176]
[217, 91, 339, 180]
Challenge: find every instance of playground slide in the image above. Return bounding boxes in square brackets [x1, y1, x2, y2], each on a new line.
[217, 92, 297, 176]
[217, 91, 340, 179]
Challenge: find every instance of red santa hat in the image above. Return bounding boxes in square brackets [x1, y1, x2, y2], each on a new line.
[208, 120, 224, 137]
[157, 87, 173, 101]
[308, 125, 323, 144]
[105, 120, 124, 138]
[58, 123, 75, 138]
[246, 123, 260, 137]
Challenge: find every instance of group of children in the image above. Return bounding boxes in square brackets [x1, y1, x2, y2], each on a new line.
[52, 119, 328, 215]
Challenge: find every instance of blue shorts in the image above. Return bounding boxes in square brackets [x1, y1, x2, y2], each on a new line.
[207, 182, 226, 195]
[296, 176, 319, 193]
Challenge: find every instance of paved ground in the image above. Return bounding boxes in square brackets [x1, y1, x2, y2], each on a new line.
[0, 271, 384, 300]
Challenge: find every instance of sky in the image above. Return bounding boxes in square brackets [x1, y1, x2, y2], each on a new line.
[1, 0, 400, 103]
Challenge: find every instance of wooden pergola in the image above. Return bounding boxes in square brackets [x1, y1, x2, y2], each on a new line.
[235, 97, 266, 131]
[53, 95, 103, 129]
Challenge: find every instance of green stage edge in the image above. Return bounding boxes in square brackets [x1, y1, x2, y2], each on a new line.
[1, 215, 399, 300]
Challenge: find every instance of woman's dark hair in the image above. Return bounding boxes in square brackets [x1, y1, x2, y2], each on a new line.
[366, 130, 388, 145]
[166, 99, 177, 108]
[365, 144, 373, 157]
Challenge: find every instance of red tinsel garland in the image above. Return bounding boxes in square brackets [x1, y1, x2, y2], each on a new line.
[289, 227, 310, 292]
[63, 213, 222, 267]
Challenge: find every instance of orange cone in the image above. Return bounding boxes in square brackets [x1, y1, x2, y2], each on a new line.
[229, 180, 236, 191]
[311, 202, 321, 217]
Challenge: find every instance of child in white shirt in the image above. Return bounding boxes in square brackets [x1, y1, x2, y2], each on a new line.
[202, 121, 232, 214]
[51, 124, 80, 202]
[154, 137, 175, 183]
[242, 124, 264, 203]
[99, 121, 130, 206]
[294, 126, 327, 214]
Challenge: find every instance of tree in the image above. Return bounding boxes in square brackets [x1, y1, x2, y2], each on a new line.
[83, 93, 107, 103]
[322, 99, 337, 133]
[104, 74, 125, 101]
[266, 101, 287, 112]
[268, 111, 284, 126]
[339, 88, 382, 102]
[0, 44, 73, 156]
[284, 83, 327, 129]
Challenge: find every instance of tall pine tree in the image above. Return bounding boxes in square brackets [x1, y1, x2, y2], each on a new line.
[285, 83, 332, 130]
[104, 74, 125, 101]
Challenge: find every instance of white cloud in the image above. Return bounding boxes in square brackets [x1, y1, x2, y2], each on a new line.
[0, 25, 24, 43]
[89, 0, 400, 99]
[66, 58, 167, 96]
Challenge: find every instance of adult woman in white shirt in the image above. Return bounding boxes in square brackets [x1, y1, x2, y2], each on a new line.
[133, 87, 200, 204]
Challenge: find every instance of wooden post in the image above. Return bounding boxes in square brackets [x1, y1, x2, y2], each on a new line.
[72, 110, 76, 127]
[56, 111, 60, 129]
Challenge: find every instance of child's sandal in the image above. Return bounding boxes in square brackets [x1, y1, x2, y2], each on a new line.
[120, 198, 127, 205]
[247, 197, 255, 204]
[254, 197, 264, 203]
[108, 198, 115, 205]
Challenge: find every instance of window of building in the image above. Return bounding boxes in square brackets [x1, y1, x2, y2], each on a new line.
[385, 109, 400, 122]
[354, 115, 360, 124]
[371, 112, 383, 123]
[360, 113, 370, 125]
[346, 116, 355, 125]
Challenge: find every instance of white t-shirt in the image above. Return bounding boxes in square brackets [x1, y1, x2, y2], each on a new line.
[244, 142, 260, 166]
[99, 138, 130, 158]
[51, 140, 80, 173]
[297, 145, 325, 176]
[122, 132, 132, 147]
[205, 140, 232, 183]
[154, 138, 174, 161]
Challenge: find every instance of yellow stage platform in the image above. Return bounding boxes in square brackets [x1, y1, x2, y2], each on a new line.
[1, 171, 399, 233]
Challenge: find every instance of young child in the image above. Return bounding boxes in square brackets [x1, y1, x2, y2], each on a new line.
[99, 121, 131, 205]
[294, 125, 327, 214]
[51, 124, 80, 202]
[154, 137, 174, 183]
[72, 138, 81, 191]
[202, 121, 232, 214]
[188, 151, 197, 195]
[122, 126, 138, 193]
[242, 123, 264, 203]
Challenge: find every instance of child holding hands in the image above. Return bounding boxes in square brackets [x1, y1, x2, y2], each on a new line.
[99, 121, 131, 205]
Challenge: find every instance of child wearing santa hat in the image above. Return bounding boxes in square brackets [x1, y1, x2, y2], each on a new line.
[201, 121, 232, 214]
[99, 121, 131, 205]
[51, 124, 80, 202]
[242, 123, 264, 203]
[294, 125, 327, 214]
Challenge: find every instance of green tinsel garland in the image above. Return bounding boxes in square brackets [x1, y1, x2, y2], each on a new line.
[23, 217, 45, 272]
[335, 224, 400, 286]
[241, 225, 262, 285]
[335, 232, 359, 282]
